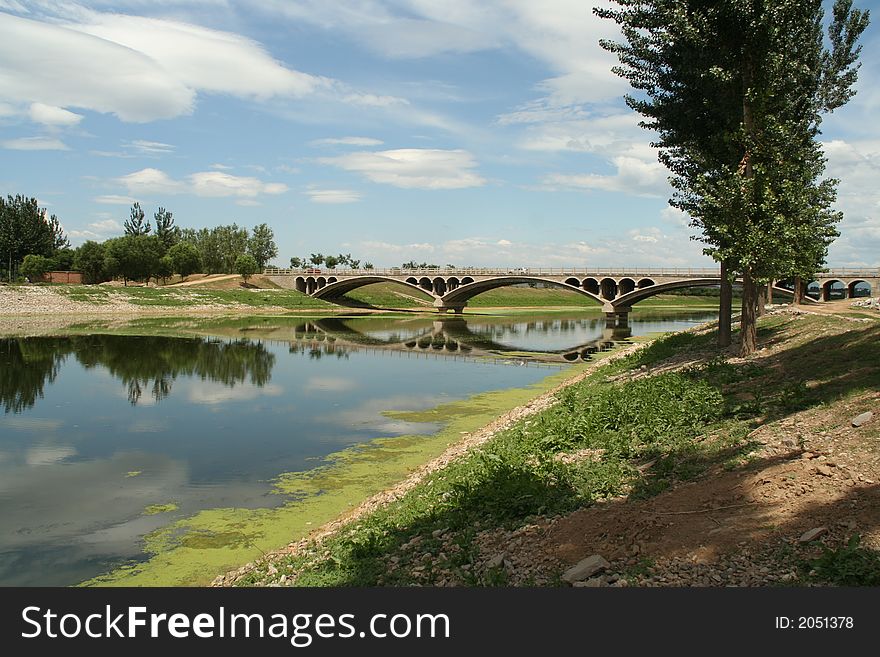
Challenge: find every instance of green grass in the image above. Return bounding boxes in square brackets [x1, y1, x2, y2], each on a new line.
[234, 312, 880, 587]
[799, 535, 880, 586]
[54, 285, 335, 309]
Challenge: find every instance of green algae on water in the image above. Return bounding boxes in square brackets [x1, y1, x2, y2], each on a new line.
[81, 360, 598, 587]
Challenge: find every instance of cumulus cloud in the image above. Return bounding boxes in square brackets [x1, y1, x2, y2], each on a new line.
[28, 102, 83, 127]
[543, 156, 669, 198]
[117, 168, 184, 195]
[320, 148, 486, 189]
[2, 136, 69, 150]
[305, 188, 363, 204]
[113, 168, 289, 199]
[189, 171, 288, 197]
[89, 219, 122, 232]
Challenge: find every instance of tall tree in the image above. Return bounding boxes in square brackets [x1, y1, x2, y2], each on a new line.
[0, 195, 67, 278]
[247, 223, 278, 270]
[73, 241, 107, 284]
[154, 207, 178, 250]
[124, 202, 151, 236]
[597, 0, 868, 356]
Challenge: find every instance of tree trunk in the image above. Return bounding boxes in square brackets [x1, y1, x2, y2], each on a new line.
[718, 259, 732, 348]
[740, 271, 758, 357]
[793, 276, 804, 305]
[756, 284, 767, 318]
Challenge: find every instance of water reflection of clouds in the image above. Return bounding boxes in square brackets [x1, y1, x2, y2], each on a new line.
[25, 444, 77, 466]
[186, 381, 283, 405]
[0, 450, 283, 585]
[2, 417, 64, 432]
[319, 394, 443, 436]
[302, 376, 357, 393]
[128, 418, 170, 434]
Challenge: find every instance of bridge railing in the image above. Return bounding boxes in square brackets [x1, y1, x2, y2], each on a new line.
[263, 267, 880, 278]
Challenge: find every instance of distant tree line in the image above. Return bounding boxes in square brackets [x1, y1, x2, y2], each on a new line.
[290, 253, 374, 270]
[1, 196, 279, 285]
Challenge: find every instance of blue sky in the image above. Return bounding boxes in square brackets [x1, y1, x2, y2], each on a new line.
[1, 0, 878, 268]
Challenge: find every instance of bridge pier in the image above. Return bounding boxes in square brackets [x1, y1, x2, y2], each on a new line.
[433, 298, 467, 314]
[603, 305, 631, 329]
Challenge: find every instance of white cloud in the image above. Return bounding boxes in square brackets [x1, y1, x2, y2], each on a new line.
[210, 163, 233, 170]
[113, 167, 289, 199]
[2, 136, 69, 150]
[128, 139, 175, 155]
[0, 10, 396, 124]
[305, 188, 362, 204]
[88, 219, 122, 232]
[543, 156, 669, 198]
[254, 0, 624, 105]
[0, 13, 195, 122]
[118, 168, 185, 195]
[321, 148, 486, 189]
[189, 171, 288, 197]
[822, 138, 880, 267]
[28, 102, 83, 127]
[310, 136, 384, 147]
[94, 194, 137, 205]
[357, 233, 710, 268]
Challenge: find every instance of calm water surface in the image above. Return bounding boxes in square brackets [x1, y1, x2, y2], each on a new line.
[0, 310, 715, 585]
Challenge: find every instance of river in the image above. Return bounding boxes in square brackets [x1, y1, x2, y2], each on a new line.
[0, 309, 716, 585]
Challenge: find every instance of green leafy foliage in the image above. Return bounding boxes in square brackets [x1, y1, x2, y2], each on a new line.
[235, 254, 259, 282]
[20, 254, 51, 281]
[803, 535, 880, 586]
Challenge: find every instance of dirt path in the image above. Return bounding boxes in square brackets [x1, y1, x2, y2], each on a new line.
[165, 274, 240, 287]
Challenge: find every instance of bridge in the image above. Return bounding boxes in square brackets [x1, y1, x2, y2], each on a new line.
[264, 267, 879, 318]
[258, 318, 634, 365]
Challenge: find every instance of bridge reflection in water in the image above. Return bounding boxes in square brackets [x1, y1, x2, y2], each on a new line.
[285, 317, 633, 365]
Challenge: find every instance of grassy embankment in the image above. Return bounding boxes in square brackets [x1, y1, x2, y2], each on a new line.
[54, 282, 335, 310]
[54, 279, 727, 311]
[233, 311, 880, 587]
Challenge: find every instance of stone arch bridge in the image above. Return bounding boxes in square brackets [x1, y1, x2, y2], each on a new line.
[265, 267, 878, 319]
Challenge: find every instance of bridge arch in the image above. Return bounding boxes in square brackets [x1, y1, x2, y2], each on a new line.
[582, 278, 600, 295]
[619, 277, 636, 295]
[294, 276, 306, 293]
[600, 278, 617, 300]
[637, 278, 654, 289]
[440, 276, 604, 306]
[311, 275, 437, 300]
[433, 277, 447, 295]
[447, 276, 460, 291]
[848, 279, 872, 298]
[613, 277, 730, 308]
[821, 279, 845, 301]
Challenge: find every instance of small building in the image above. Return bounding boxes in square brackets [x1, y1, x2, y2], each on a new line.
[39, 271, 83, 284]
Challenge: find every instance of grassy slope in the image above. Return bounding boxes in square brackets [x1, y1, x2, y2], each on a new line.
[235, 312, 880, 587]
[340, 282, 719, 309]
[55, 284, 334, 309]
[50, 279, 720, 312]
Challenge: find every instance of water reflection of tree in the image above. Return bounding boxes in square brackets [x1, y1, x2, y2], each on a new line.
[0, 339, 67, 413]
[2, 336, 275, 411]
